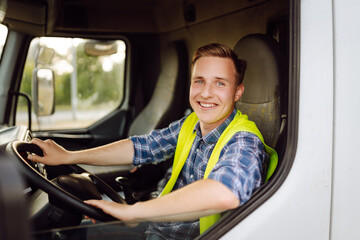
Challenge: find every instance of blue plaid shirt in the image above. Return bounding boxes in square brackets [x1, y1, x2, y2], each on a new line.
[129, 108, 267, 240]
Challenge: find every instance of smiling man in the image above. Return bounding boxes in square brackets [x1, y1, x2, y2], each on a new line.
[189, 53, 244, 136]
[30, 43, 273, 240]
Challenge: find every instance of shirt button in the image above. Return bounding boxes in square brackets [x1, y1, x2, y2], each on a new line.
[190, 175, 194, 179]
[196, 149, 200, 153]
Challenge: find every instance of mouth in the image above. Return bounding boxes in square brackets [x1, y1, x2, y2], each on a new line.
[198, 101, 217, 109]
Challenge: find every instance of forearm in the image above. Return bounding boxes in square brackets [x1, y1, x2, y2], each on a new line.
[30, 138, 134, 166]
[131, 179, 239, 222]
[86, 178, 240, 223]
[71, 139, 134, 166]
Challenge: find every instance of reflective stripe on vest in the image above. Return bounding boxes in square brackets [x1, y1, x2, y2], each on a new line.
[160, 110, 278, 234]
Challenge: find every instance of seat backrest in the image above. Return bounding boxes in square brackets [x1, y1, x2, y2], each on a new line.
[234, 34, 285, 149]
[128, 41, 188, 136]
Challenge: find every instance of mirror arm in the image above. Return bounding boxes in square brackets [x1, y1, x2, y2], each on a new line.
[10, 91, 32, 131]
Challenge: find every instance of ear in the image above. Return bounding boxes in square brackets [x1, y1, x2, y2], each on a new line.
[234, 83, 244, 102]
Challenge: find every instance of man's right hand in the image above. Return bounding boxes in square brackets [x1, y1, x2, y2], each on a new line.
[28, 138, 72, 165]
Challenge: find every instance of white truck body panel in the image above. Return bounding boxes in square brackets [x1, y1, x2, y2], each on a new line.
[223, 0, 360, 238]
[331, 0, 360, 239]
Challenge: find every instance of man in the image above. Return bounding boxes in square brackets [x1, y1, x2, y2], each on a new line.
[29, 43, 273, 239]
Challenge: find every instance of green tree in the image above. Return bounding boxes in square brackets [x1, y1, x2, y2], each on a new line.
[76, 42, 124, 105]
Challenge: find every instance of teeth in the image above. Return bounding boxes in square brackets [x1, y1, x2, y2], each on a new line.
[200, 102, 215, 108]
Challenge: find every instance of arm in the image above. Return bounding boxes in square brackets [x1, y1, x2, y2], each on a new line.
[85, 178, 239, 223]
[28, 138, 134, 166]
[29, 117, 184, 167]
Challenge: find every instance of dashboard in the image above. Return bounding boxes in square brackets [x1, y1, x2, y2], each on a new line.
[0, 125, 47, 190]
[0, 125, 31, 148]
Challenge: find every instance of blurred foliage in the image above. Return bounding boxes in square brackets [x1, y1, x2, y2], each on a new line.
[20, 60, 34, 97]
[76, 43, 124, 105]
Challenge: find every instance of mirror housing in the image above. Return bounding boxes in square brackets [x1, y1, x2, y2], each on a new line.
[84, 40, 117, 56]
[36, 46, 55, 65]
[32, 68, 55, 116]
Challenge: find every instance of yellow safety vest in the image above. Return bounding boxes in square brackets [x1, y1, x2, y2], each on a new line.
[160, 110, 278, 234]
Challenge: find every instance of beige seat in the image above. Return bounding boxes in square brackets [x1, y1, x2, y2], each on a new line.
[121, 41, 188, 201]
[234, 34, 286, 151]
[128, 41, 188, 136]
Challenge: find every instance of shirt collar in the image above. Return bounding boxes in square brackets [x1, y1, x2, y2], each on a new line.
[194, 108, 237, 144]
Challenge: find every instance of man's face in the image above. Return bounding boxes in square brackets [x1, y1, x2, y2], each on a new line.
[189, 56, 244, 135]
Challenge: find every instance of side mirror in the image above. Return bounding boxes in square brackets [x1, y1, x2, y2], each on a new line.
[32, 68, 55, 116]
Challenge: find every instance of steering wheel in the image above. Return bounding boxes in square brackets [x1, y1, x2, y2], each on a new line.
[8, 140, 126, 222]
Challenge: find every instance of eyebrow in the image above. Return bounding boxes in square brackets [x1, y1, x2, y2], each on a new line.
[215, 76, 227, 80]
[214, 77, 230, 82]
[192, 75, 229, 81]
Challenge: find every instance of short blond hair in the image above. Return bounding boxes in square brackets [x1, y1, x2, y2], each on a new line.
[192, 43, 246, 85]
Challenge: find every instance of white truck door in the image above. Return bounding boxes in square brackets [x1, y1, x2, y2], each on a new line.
[331, 0, 360, 239]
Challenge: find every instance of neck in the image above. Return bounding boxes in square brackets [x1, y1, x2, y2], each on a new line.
[199, 111, 234, 137]
[200, 120, 225, 137]
[200, 124, 216, 137]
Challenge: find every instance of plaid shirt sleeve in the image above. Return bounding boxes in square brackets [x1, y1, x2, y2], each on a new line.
[207, 131, 268, 205]
[129, 117, 186, 166]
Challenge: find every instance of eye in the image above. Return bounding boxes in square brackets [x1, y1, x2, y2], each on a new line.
[194, 79, 204, 84]
[216, 81, 225, 86]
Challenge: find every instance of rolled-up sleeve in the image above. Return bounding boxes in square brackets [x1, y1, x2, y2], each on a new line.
[129, 117, 185, 166]
[208, 131, 267, 205]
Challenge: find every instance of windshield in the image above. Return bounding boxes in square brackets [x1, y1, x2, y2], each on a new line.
[17, 37, 126, 130]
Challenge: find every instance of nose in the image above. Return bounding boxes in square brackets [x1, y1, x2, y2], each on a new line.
[200, 83, 213, 98]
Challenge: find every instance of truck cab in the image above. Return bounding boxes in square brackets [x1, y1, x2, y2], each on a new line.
[0, 0, 359, 239]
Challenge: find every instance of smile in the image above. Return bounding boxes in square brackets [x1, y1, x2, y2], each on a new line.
[199, 102, 217, 108]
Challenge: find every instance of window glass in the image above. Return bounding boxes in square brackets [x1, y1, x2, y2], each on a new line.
[0, 24, 8, 58]
[17, 37, 126, 130]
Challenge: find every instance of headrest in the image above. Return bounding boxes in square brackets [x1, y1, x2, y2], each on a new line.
[234, 34, 282, 104]
[233, 34, 284, 148]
